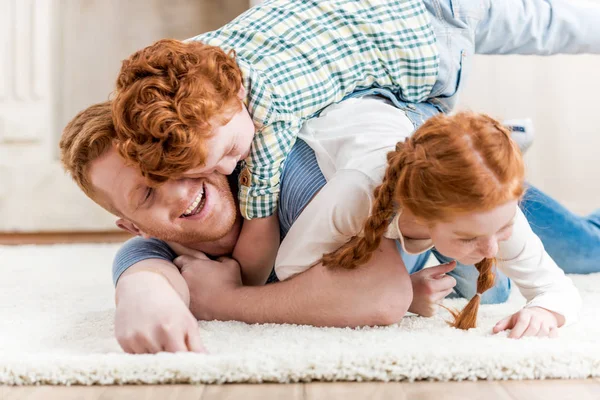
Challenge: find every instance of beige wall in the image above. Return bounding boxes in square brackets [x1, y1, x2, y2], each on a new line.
[2, 0, 597, 231]
[58, 0, 249, 142]
[458, 54, 600, 215]
[0, 0, 249, 232]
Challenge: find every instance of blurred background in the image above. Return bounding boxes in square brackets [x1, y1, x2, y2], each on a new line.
[0, 0, 598, 236]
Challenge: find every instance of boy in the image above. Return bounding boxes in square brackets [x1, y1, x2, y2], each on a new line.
[111, 0, 439, 284]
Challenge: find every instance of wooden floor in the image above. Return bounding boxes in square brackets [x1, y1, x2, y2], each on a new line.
[2, 233, 599, 399]
[2, 380, 600, 400]
[0, 231, 132, 245]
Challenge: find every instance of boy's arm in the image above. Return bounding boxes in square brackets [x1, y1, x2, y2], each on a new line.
[232, 214, 280, 285]
[234, 119, 302, 285]
[476, 0, 600, 55]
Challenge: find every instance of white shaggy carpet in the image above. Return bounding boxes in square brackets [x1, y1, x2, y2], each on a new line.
[1, 243, 600, 386]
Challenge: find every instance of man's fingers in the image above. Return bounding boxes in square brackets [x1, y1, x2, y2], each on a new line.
[127, 341, 146, 354]
[119, 339, 136, 354]
[128, 334, 158, 354]
[216, 256, 238, 265]
[493, 315, 513, 334]
[174, 255, 195, 269]
[159, 327, 188, 353]
[140, 333, 163, 354]
[186, 327, 207, 353]
[427, 261, 457, 278]
[123, 332, 155, 354]
[167, 242, 210, 260]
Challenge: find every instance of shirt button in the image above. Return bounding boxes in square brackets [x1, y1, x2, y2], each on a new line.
[239, 167, 251, 187]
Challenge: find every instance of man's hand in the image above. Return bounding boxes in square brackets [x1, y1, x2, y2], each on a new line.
[166, 241, 206, 258]
[493, 306, 562, 339]
[114, 272, 205, 354]
[174, 255, 243, 321]
[409, 261, 457, 317]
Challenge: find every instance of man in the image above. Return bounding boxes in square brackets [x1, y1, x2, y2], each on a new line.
[60, 101, 418, 353]
[60, 97, 599, 353]
[61, 0, 600, 353]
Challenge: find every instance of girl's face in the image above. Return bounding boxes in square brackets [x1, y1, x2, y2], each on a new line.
[428, 200, 518, 265]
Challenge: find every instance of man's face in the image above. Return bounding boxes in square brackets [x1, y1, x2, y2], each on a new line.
[89, 146, 241, 255]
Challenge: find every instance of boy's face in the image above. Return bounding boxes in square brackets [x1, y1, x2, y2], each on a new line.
[89, 146, 241, 255]
[184, 88, 255, 178]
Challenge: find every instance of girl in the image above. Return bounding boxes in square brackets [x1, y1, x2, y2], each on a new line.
[274, 95, 580, 337]
[317, 110, 581, 335]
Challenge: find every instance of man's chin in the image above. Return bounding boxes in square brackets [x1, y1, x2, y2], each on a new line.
[178, 213, 242, 256]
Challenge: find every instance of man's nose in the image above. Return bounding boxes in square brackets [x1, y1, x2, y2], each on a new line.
[216, 157, 238, 175]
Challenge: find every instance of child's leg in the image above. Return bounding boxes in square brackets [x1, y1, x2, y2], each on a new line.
[520, 184, 600, 274]
[503, 118, 535, 153]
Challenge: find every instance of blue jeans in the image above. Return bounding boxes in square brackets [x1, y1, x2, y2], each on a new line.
[401, 185, 600, 304]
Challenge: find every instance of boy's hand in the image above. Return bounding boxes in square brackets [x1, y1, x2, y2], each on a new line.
[493, 307, 561, 339]
[409, 261, 457, 317]
[175, 255, 243, 321]
[114, 272, 205, 354]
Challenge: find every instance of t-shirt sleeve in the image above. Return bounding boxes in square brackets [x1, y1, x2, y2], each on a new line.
[274, 169, 377, 281]
[112, 237, 177, 286]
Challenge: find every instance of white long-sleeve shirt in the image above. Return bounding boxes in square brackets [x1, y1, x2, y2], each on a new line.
[275, 96, 581, 326]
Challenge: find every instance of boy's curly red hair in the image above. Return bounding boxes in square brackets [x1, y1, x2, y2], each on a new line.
[112, 39, 243, 184]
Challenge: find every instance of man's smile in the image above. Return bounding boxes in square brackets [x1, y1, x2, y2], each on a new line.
[181, 183, 206, 218]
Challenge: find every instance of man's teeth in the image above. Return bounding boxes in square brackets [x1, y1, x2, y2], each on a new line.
[183, 190, 205, 216]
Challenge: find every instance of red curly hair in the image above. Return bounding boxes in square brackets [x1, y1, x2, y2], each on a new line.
[322, 111, 525, 329]
[112, 39, 243, 183]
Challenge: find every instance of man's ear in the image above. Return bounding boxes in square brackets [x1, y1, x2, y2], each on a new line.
[115, 219, 151, 239]
[237, 84, 246, 100]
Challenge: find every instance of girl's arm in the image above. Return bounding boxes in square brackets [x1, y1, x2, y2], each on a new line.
[275, 169, 376, 281]
[496, 208, 582, 327]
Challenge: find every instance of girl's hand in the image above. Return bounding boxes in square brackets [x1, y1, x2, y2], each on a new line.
[409, 261, 457, 317]
[493, 307, 561, 339]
